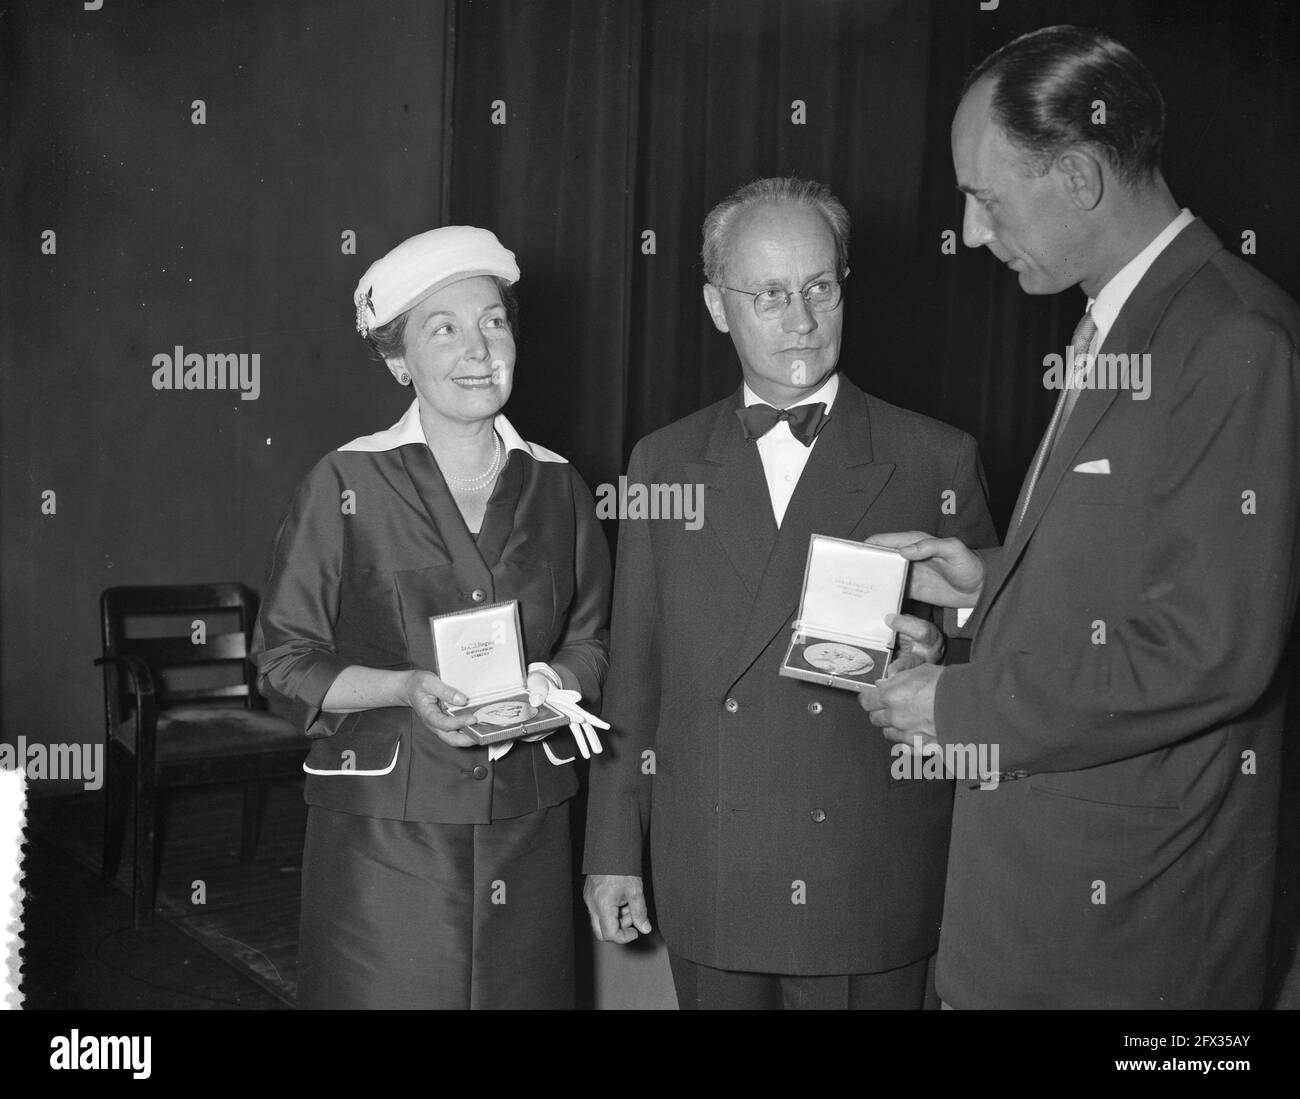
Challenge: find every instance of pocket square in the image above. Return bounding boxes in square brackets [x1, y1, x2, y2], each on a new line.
[1073, 459, 1111, 474]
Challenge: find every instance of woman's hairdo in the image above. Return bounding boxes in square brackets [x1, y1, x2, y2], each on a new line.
[963, 24, 1166, 188]
[364, 276, 519, 362]
[701, 177, 850, 286]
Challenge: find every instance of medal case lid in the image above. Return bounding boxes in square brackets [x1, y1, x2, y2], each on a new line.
[790, 534, 908, 648]
[430, 599, 530, 703]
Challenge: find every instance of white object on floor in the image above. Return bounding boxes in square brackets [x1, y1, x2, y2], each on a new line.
[0, 768, 26, 1009]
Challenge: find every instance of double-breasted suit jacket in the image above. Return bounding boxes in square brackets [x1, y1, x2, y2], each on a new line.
[253, 399, 611, 824]
[584, 375, 997, 975]
[934, 220, 1300, 1008]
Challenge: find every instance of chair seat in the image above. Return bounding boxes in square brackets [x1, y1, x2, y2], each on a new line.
[113, 706, 303, 761]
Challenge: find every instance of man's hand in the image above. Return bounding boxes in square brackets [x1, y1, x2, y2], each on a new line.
[886, 612, 945, 674]
[860, 663, 943, 744]
[867, 532, 986, 609]
[583, 874, 652, 944]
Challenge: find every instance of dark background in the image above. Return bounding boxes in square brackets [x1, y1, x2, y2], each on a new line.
[3, 0, 1298, 1004]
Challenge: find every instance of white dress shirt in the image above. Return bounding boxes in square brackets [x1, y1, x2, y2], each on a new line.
[1084, 207, 1194, 358]
[742, 371, 840, 527]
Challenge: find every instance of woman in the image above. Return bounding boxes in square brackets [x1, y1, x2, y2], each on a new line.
[253, 226, 611, 1009]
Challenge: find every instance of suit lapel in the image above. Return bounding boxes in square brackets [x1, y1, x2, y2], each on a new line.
[977, 219, 1224, 630]
[1009, 386, 1122, 549]
[727, 379, 895, 684]
[398, 445, 493, 589]
[476, 452, 524, 568]
[687, 393, 778, 597]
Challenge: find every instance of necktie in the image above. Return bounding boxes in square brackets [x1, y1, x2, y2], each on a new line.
[1015, 308, 1098, 530]
[736, 401, 829, 446]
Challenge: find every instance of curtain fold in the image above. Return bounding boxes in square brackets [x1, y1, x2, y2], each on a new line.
[449, 0, 935, 493]
[448, 0, 1300, 532]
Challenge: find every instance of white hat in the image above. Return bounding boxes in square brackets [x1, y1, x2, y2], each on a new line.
[354, 226, 520, 338]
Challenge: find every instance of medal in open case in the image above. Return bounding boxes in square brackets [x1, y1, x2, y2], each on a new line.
[429, 600, 568, 745]
[779, 534, 909, 689]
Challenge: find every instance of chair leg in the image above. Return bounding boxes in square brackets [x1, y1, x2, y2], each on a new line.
[102, 745, 129, 882]
[132, 780, 158, 929]
[241, 780, 268, 862]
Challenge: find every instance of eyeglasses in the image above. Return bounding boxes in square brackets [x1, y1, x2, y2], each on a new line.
[718, 273, 847, 319]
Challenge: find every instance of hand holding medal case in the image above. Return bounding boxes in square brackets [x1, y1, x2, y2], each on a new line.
[429, 600, 568, 745]
[779, 534, 909, 689]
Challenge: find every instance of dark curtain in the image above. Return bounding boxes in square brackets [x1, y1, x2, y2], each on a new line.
[450, 0, 936, 492]
[448, 0, 1300, 534]
[447, 0, 643, 480]
[918, 0, 1300, 530]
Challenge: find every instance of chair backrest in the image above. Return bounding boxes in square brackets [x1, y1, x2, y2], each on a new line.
[100, 583, 261, 717]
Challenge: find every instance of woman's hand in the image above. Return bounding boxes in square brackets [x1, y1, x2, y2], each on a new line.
[521, 662, 607, 760]
[402, 671, 479, 748]
[526, 666, 558, 707]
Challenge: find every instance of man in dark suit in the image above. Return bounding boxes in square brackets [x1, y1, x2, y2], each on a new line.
[863, 26, 1300, 1008]
[582, 177, 997, 1009]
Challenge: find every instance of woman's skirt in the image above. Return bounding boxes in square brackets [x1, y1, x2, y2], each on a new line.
[296, 801, 574, 1009]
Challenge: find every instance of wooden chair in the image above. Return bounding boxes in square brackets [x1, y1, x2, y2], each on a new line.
[96, 583, 306, 926]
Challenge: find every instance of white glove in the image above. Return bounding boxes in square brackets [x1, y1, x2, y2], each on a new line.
[525, 662, 565, 707]
[542, 687, 609, 761]
[486, 663, 609, 764]
[526, 662, 607, 763]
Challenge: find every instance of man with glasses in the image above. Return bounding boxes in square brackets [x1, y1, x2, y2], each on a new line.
[583, 177, 997, 1009]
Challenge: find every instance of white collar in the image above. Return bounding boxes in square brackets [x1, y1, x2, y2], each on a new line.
[742, 370, 840, 410]
[338, 398, 567, 463]
[1088, 208, 1195, 341]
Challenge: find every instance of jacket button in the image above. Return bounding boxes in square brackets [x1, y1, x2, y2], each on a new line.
[471, 589, 487, 603]
[810, 808, 827, 823]
[472, 764, 488, 780]
[724, 698, 739, 713]
[807, 701, 823, 715]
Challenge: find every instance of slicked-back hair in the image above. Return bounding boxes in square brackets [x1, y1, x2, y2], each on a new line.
[963, 25, 1166, 188]
[701, 177, 850, 286]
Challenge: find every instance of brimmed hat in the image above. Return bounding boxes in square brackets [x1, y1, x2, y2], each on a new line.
[354, 226, 519, 338]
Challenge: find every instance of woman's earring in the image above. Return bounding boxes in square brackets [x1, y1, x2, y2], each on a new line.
[399, 372, 410, 385]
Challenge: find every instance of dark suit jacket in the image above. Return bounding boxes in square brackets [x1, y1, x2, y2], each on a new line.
[253, 402, 611, 823]
[583, 376, 997, 974]
[935, 220, 1300, 1008]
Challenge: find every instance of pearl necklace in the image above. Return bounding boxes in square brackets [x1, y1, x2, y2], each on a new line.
[441, 431, 502, 493]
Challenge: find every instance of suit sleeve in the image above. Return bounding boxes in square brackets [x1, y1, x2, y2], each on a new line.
[936, 312, 1300, 771]
[936, 432, 999, 657]
[582, 441, 661, 875]
[546, 467, 612, 709]
[251, 459, 351, 733]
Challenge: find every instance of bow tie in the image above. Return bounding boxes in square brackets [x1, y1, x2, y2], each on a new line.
[736, 401, 830, 446]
